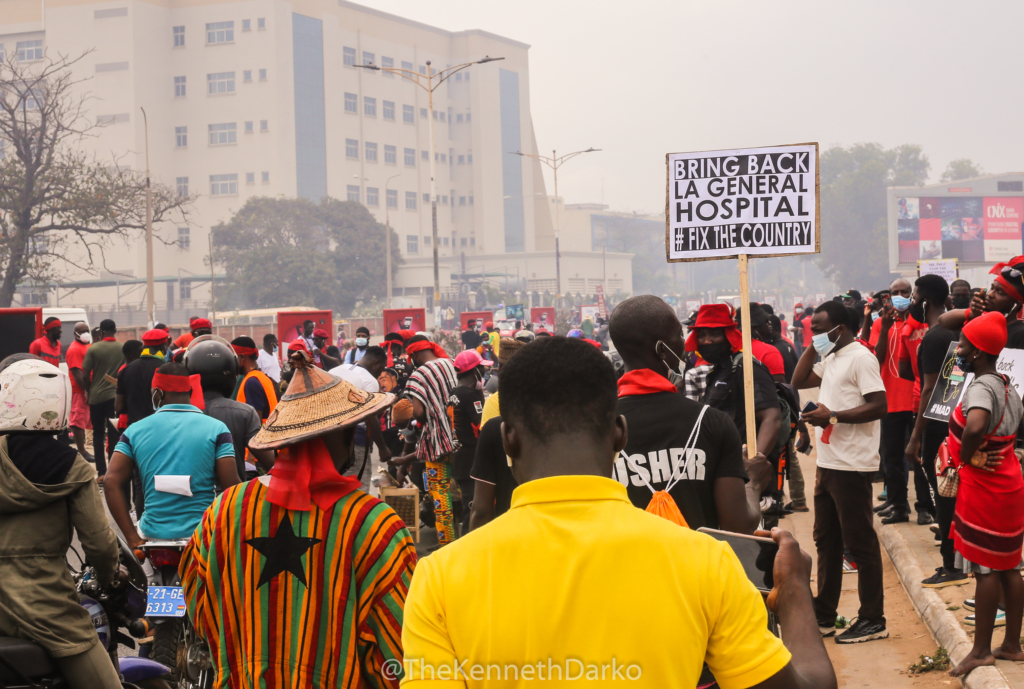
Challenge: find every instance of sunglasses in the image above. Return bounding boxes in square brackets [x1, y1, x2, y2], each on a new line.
[1002, 265, 1023, 280]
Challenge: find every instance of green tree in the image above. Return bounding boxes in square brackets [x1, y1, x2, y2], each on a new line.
[0, 52, 192, 307]
[212, 196, 402, 314]
[818, 143, 930, 289]
[940, 158, 983, 183]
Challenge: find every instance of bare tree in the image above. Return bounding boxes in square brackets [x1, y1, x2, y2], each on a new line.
[0, 51, 193, 307]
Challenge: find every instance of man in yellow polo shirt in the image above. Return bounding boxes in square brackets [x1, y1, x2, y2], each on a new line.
[401, 337, 836, 689]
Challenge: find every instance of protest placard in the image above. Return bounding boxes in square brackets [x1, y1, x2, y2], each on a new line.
[923, 343, 1024, 422]
[917, 258, 958, 284]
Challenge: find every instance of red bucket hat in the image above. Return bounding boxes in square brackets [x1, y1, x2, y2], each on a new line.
[963, 310, 1008, 356]
[684, 304, 744, 353]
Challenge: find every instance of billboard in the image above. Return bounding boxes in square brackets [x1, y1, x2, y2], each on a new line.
[278, 310, 332, 359]
[383, 308, 426, 334]
[531, 307, 555, 331]
[890, 176, 1024, 269]
[460, 311, 492, 331]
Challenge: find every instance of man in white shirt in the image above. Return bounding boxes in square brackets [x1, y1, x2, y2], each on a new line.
[328, 346, 391, 494]
[256, 333, 281, 383]
[792, 301, 888, 645]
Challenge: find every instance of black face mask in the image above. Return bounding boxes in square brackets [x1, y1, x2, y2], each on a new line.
[699, 342, 732, 366]
[952, 294, 972, 310]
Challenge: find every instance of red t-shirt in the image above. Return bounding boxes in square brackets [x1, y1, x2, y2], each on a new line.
[750, 338, 784, 377]
[173, 332, 194, 349]
[870, 317, 915, 413]
[65, 340, 90, 393]
[896, 317, 929, 409]
[801, 317, 813, 347]
[28, 336, 61, 366]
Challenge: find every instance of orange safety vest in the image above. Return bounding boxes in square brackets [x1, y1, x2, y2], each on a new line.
[236, 370, 278, 421]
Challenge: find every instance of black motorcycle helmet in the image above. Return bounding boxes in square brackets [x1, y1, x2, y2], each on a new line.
[184, 335, 238, 397]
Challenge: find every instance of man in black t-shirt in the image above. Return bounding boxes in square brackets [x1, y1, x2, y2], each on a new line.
[461, 323, 482, 351]
[608, 296, 772, 533]
[769, 315, 799, 383]
[116, 332, 168, 427]
[469, 416, 518, 530]
[452, 350, 489, 534]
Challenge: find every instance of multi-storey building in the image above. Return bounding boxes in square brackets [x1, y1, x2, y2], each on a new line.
[1, 0, 631, 319]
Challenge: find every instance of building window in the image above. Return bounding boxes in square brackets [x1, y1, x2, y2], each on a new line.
[343, 46, 355, 67]
[242, 19, 251, 31]
[384, 145, 396, 165]
[259, 68, 267, 81]
[405, 191, 416, 210]
[402, 60, 413, 71]
[367, 187, 379, 206]
[404, 148, 416, 166]
[180, 282, 191, 299]
[365, 142, 377, 162]
[173, 26, 185, 47]
[175, 126, 187, 147]
[245, 120, 253, 133]
[383, 100, 395, 121]
[364, 96, 376, 117]
[460, 237, 467, 246]
[345, 138, 358, 159]
[178, 227, 190, 249]
[381, 56, 393, 75]
[261, 171, 269, 184]
[456, 113, 463, 123]
[246, 172, 255, 185]
[362, 51, 374, 68]
[260, 119, 268, 132]
[466, 112, 472, 122]
[460, 196, 466, 206]
[243, 70, 252, 82]
[449, 148, 454, 164]
[206, 21, 234, 44]
[347, 185, 360, 202]
[387, 189, 398, 208]
[208, 122, 236, 145]
[420, 107, 427, 118]
[207, 72, 235, 94]
[257, 17, 265, 29]
[424, 236, 430, 245]
[422, 193, 430, 203]
[443, 237, 449, 246]
[458, 155, 466, 165]
[17, 40, 43, 61]
[469, 195, 474, 205]
[418, 64, 426, 75]
[210, 173, 237, 196]
[470, 236, 475, 245]
[174, 76, 186, 97]
[407, 235, 418, 253]
[442, 195, 448, 205]
[176, 177, 189, 196]
[403, 104, 414, 124]
[344, 92, 357, 113]
[421, 150, 428, 161]
[467, 153, 473, 164]
[455, 73, 462, 82]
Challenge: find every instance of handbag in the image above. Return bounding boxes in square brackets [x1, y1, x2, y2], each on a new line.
[936, 440, 959, 498]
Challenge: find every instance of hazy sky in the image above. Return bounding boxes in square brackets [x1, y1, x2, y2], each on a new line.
[370, 0, 1024, 217]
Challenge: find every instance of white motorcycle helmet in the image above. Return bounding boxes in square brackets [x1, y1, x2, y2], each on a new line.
[0, 359, 71, 432]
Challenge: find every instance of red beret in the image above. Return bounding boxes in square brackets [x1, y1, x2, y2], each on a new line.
[191, 318, 212, 330]
[963, 311, 1008, 356]
[312, 328, 329, 338]
[142, 329, 169, 345]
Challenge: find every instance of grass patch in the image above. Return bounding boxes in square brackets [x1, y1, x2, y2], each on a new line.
[947, 605, 960, 611]
[909, 648, 951, 674]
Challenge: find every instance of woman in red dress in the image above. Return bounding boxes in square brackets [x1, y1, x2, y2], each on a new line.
[948, 311, 1024, 677]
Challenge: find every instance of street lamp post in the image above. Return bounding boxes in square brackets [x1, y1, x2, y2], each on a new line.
[511, 148, 600, 309]
[140, 107, 155, 327]
[357, 55, 504, 326]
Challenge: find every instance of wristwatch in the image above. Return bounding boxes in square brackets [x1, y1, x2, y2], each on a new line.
[829, 412, 839, 425]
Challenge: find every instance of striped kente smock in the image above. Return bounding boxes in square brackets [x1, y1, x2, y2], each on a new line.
[180, 478, 417, 688]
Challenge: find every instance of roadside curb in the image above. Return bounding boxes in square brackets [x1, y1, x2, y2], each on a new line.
[877, 515, 1008, 689]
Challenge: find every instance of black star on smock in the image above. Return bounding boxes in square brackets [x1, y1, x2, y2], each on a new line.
[246, 513, 322, 588]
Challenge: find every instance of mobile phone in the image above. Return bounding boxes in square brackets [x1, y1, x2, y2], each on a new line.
[697, 528, 778, 592]
[801, 401, 818, 414]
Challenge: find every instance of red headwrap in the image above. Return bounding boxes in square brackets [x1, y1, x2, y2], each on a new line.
[963, 310, 1008, 356]
[396, 329, 416, 342]
[405, 339, 450, 359]
[232, 344, 259, 357]
[142, 329, 169, 346]
[191, 318, 212, 330]
[990, 257, 1024, 304]
[43, 319, 61, 331]
[684, 304, 744, 353]
[265, 438, 362, 511]
[151, 372, 205, 409]
[382, 340, 402, 367]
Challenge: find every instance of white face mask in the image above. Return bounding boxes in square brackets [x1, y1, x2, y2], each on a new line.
[78, 331, 92, 344]
[656, 340, 686, 376]
[355, 337, 368, 347]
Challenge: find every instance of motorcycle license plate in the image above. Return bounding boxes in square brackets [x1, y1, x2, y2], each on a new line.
[146, 586, 186, 617]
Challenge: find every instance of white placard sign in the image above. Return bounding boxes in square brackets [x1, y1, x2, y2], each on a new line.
[918, 258, 959, 284]
[667, 143, 820, 261]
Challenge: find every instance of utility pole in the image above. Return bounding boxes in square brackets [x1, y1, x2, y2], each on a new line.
[141, 107, 154, 327]
[208, 230, 216, 323]
[385, 173, 400, 308]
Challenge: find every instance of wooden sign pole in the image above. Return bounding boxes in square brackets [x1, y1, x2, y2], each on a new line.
[737, 254, 758, 456]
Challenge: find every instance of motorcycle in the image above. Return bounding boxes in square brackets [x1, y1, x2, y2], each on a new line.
[0, 536, 171, 689]
[135, 540, 212, 689]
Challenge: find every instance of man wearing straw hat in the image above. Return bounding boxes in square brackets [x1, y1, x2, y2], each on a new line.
[180, 346, 417, 689]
